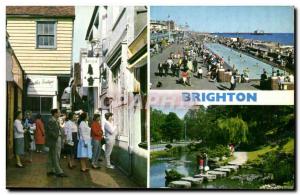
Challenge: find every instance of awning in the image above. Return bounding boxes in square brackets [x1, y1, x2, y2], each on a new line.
[127, 53, 147, 69]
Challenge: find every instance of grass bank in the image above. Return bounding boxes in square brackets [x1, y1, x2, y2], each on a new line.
[247, 138, 294, 162]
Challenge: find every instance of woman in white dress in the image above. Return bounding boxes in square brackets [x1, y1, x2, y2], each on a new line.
[77, 112, 92, 172]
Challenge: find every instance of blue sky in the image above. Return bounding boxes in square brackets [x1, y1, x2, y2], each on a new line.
[72, 6, 94, 63]
[150, 6, 294, 33]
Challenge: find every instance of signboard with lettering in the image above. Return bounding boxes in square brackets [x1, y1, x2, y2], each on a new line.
[27, 75, 57, 96]
[81, 57, 100, 87]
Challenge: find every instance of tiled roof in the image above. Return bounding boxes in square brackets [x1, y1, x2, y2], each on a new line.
[6, 6, 75, 18]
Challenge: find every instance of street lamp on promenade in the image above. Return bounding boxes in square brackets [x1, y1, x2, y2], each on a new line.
[184, 120, 187, 142]
[168, 15, 171, 42]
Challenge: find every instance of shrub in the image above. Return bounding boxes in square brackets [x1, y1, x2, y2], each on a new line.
[260, 151, 294, 184]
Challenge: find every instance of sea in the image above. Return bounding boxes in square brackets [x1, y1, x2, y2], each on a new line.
[213, 33, 294, 46]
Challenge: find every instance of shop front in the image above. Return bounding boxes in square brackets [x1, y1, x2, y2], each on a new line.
[25, 75, 58, 123]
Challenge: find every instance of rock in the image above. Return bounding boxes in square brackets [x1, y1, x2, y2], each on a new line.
[221, 156, 228, 161]
[181, 177, 203, 185]
[230, 174, 262, 182]
[194, 174, 217, 182]
[207, 170, 227, 178]
[259, 184, 284, 190]
[165, 169, 184, 181]
[168, 181, 192, 188]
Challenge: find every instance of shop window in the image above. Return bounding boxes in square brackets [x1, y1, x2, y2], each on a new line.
[26, 96, 53, 115]
[36, 21, 56, 48]
[41, 97, 53, 114]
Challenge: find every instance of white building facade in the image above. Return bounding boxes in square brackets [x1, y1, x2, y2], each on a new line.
[85, 6, 147, 187]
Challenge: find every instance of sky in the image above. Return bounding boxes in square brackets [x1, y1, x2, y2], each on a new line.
[150, 6, 294, 33]
[152, 106, 190, 119]
[72, 6, 94, 63]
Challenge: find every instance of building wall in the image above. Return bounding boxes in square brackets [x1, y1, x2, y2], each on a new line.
[6, 18, 73, 75]
[85, 6, 147, 187]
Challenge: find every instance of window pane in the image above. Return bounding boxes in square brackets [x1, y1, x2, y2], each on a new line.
[44, 36, 49, 45]
[38, 36, 44, 46]
[44, 24, 49, 34]
[41, 97, 53, 114]
[49, 36, 54, 46]
[37, 23, 43, 34]
[49, 23, 54, 34]
[26, 97, 40, 113]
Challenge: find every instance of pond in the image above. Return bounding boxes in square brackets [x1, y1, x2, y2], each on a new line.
[150, 151, 263, 189]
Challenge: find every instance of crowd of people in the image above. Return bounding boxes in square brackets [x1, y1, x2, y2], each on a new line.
[13, 108, 117, 177]
[155, 39, 206, 87]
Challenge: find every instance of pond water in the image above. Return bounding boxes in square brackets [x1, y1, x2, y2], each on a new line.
[150, 152, 262, 189]
[204, 43, 283, 79]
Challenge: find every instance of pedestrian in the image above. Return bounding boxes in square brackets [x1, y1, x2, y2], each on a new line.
[157, 62, 163, 77]
[175, 63, 180, 77]
[193, 59, 198, 73]
[230, 72, 237, 90]
[163, 62, 169, 77]
[14, 111, 25, 168]
[35, 114, 45, 153]
[77, 112, 92, 172]
[197, 67, 203, 79]
[104, 112, 117, 169]
[46, 109, 67, 177]
[24, 111, 34, 162]
[171, 63, 176, 77]
[91, 113, 103, 169]
[278, 73, 285, 90]
[181, 70, 189, 86]
[63, 112, 77, 169]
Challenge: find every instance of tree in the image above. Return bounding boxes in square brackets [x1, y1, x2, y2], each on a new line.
[161, 112, 183, 143]
[217, 117, 248, 145]
[150, 109, 166, 143]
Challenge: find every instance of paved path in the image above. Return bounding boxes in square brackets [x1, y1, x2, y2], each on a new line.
[150, 43, 259, 90]
[7, 152, 140, 188]
[228, 152, 248, 166]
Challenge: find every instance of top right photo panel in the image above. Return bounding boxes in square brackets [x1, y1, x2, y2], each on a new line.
[150, 6, 294, 90]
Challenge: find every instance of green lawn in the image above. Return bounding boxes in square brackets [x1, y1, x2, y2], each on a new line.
[283, 138, 294, 154]
[247, 138, 294, 162]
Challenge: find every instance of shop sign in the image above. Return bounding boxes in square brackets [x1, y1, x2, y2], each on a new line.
[27, 75, 57, 96]
[81, 57, 100, 87]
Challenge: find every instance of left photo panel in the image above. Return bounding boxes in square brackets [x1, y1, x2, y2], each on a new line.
[6, 6, 148, 188]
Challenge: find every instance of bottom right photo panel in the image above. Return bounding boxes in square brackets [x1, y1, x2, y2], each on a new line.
[150, 105, 295, 190]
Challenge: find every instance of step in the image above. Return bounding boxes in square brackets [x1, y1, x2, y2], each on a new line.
[228, 162, 241, 167]
[220, 165, 239, 171]
[194, 174, 217, 182]
[214, 168, 231, 175]
[206, 170, 227, 178]
[168, 180, 192, 188]
[180, 177, 203, 185]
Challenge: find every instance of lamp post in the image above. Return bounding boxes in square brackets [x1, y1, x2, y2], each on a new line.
[184, 120, 187, 142]
[168, 15, 171, 42]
